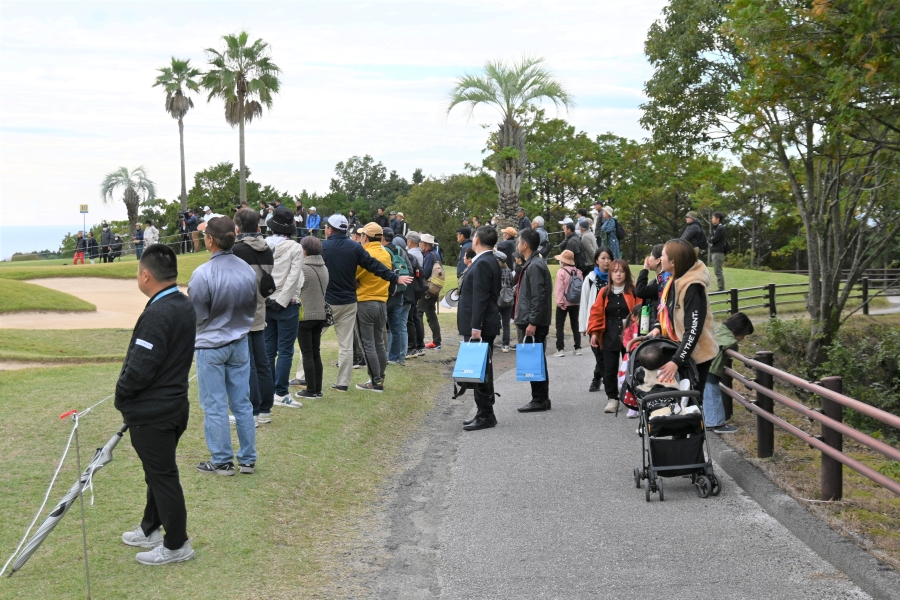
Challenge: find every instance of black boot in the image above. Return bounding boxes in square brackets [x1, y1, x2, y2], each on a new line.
[589, 378, 600, 392]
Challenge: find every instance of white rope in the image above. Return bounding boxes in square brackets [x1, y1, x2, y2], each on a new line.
[0, 419, 78, 578]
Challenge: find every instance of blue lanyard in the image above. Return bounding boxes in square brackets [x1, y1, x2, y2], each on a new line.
[151, 286, 179, 304]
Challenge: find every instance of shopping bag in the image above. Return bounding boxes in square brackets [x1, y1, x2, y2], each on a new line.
[516, 337, 547, 381]
[452, 341, 489, 383]
[618, 353, 638, 409]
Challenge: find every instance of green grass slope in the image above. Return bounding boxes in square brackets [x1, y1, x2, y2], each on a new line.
[0, 279, 96, 314]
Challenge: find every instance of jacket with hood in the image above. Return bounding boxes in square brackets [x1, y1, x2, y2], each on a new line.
[514, 253, 553, 327]
[144, 225, 159, 246]
[232, 234, 276, 331]
[268, 236, 304, 308]
[299, 255, 330, 321]
[578, 269, 606, 333]
[665, 260, 719, 366]
[356, 241, 392, 303]
[554, 265, 582, 309]
[321, 230, 398, 305]
[681, 221, 704, 249]
[710, 323, 738, 378]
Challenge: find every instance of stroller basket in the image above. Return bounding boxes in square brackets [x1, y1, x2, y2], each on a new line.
[647, 413, 704, 437]
[650, 436, 705, 478]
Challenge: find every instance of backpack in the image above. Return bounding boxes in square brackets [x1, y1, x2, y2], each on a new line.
[407, 251, 426, 294]
[387, 246, 411, 294]
[563, 267, 583, 304]
[427, 259, 446, 297]
[614, 218, 626, 242]
[499, 268, 516, 308]
[698, 227, 708, 250]
[723, 239, 731, 254]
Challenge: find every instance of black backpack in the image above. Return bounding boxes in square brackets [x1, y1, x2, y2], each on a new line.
[614, 218, 626, 242]
[698, 227, 709, 250]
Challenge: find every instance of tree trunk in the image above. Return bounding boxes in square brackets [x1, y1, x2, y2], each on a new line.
[178, 116, 188, 211]
[125, 195, 139, 250]
[494, 118, 526, 228]
[238, 93, 247, 204]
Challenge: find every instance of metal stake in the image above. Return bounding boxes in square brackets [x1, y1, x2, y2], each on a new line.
[72, 414, 92, 599]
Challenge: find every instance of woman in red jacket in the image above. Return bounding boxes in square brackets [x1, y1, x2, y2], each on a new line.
[587, 259, 639, 413]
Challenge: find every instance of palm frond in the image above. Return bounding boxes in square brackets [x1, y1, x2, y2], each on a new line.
[154, 57, 202, 119]
[203, 31, 281, 125]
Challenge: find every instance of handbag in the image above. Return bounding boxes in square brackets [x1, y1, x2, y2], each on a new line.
[452, 340, 489, 383]
[309, 267, 335, 328]
[516, 336, 547, 382]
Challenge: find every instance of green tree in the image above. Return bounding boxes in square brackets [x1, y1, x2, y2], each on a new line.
[99, 167, 157, 240]
[153, 58, 202, 210]
[202, 31, 281, 204]
[328, 155, 411, 217]
[186, 162, 289, 215]
[448, 56, 573, 228]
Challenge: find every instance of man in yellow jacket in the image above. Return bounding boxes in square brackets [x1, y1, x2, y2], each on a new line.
[355, 222, 393, 392]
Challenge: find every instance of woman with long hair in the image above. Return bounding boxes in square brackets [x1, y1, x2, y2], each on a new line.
[587, 259, 639, 413]
[650, 238, 719, 392]
[579, 247, 613, 393]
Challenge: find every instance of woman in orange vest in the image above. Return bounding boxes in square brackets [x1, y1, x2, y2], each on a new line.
[587, 259, 639, 414]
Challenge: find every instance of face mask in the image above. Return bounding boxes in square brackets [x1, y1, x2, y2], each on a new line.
[103, 227, 108, 231]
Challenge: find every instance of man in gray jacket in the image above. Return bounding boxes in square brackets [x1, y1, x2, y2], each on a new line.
[578, 219, 597, 262]
[514, 228, 553, 413]
[100, 223, 114, 263]
[188, 216, 259, 476]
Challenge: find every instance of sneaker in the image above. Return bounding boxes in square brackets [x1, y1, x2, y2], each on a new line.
[330, 384, 348, 393]
[197, 461, 234, 476]
[228, 414, 236, 425]
[295, 390, 318, 399]
[239, 462, 255, 474]
[122, 526, 163, 548]
[553, 350, 566, 357]
[405, 350, 418, 359]
[355, 380, 384, 393]
[627, 409, 639, 419]
[274, 394, 302, 408]
[425, 342, 441, 350]
[257, 412, 272, 424]
[416, 348, 426, 357]
[289, 379, 307, 388]
[254, 415, 258, 428]
[604, 398, 618, 413]
[574, 349, 583, 356]
[352, 360, 365, 369]
[712, 424, 738, 434]
[502, 345, 510, 353]
[135, 541, 195, 566]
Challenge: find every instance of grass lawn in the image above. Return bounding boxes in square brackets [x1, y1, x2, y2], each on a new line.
[0, 315, 459, 599]
[0, 329, 132, 363]
[0, 253, 209, 287]
[0, 279, 95, 314]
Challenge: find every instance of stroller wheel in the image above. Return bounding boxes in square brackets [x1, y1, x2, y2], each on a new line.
[696, 475, 711, 499]
[644, 479, 651, 502]
[709, 474, 721, 497]
[658, 478, 665, 502]
[634, 467, 642, 489]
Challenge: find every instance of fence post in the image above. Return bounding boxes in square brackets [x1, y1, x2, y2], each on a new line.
[730, 288, 739, 315]
[819, 376, 843, 501]
[768, 283, 777, 318]
[721, 354, 733, 421]
[755, 351, 775, 459]
[861, 277, 869, 316]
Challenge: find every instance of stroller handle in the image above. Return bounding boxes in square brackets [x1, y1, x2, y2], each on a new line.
[626, 336, 650, 352]
[641, 389, 703, 404]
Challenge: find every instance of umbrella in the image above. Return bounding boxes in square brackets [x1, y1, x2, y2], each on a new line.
[8, 424, 128, 576]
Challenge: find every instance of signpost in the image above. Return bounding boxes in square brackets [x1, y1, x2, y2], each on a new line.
[80, 205, 88, 241]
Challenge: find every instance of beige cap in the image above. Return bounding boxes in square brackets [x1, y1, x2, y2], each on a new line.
[361, 222, 384, 238]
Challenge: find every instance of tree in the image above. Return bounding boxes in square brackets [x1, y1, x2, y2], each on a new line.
[186, 161, 289, 215]
[100, 167, 157, 239]
[153, 58, 201, 210]
[328, 155, 411, 216]
[202, 31, 281, 204]
[448, 56, 573, 228]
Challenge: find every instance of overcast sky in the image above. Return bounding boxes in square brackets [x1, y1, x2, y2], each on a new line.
[0, 0, 667, 227]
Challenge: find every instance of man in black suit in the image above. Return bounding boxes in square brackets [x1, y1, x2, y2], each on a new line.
[514, 228, 553, 412]
[456, 225, 502, 431]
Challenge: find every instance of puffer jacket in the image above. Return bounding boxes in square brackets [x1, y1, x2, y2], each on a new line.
[270, 237, 304, 308]
[232, 234, 275, 331]
[514, 253, 552, 327]
[682, 221, 704, 249]
[299, 255, 330, 321]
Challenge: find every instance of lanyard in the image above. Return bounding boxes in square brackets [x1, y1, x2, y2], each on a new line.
[151, 286, 179, 304]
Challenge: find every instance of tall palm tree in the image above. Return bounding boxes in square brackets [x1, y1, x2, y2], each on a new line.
[100, 167, 157, 239]
[448, 57, 572, 227]
[202, 31, 281, 204]
[153, 58, 201, 211]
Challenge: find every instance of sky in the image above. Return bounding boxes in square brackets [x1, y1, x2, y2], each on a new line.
[0, 0, 668, 229]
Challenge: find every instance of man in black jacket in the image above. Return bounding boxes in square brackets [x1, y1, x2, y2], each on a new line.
[457, 226, 502, 431]
[374, 207, 390, 228]
[517, 207, 531, 232]
[115, 244, 196, 565]
[456, 227, 472, 278]
[709, 212, 727, 291]
[681, 211, 705, 258]
[558, 220, 589, 274]
[514, 228, 553, 412]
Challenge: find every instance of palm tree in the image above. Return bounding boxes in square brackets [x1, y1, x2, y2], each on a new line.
[153, 58, 201, 211]
[100, 167, 157, 239]
[202, 31, 281, 204]
[448, 57, 573, 227]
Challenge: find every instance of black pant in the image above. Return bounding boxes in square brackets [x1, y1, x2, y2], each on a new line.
[591, 345, 604, 383]
[463, 335, 497, 415]
[408, 292, 425, 350]
[100, 246, 111, 263]
[555, 305, 581, 351]
[517, 325, 550, 401]
[180, 233, 192, 254]
[297, 320, 325, 394]
[248, 329, 273, 415]
[418, 294, 441, 345]
[499, 305, 513, 346]
[129, 408, 190, 551]
[603, 348, 625, 398]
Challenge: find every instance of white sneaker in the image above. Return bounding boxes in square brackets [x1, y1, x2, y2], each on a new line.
[604, 398, 618, 413]
[274, 394, 302, 408]
[553, 350, 566, 357]
[228, 414, 236, 425]
[574, 349, 583, 356]
[135, 541, 195, 565]
[122, 526, 163, 548]
[627, 409, 639, 419]
[257, 412, 271, 424]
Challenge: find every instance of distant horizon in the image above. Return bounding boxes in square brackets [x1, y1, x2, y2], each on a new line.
[0, 225, 87, 261]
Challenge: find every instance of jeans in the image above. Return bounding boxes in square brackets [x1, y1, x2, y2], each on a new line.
[196, 337, 256, 465]
[297, 320, 325, 394]
[388, 297, 411, 362]
[248, 329, 273, 416]
[135, 245, 144, 260]
[517, 325, 550, 401]
[499, 305, 513, 346]
[265, 303, 300, 396]
[332, 303, 358, 387]
[408, 291, 425, 351]
[418, 294, 441, 345]
[555, 305, 581, 351]
[357, 300, 388, 384]
[703, 373, 725, 427]
[129, 408, 189, 551]
[711, 252, 725, 291]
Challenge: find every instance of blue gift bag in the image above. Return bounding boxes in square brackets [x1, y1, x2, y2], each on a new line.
[516, 337, 547, 381]
[453, 341, 489, 383]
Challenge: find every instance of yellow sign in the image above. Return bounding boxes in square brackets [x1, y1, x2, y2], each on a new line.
[79, 204, 88, 213]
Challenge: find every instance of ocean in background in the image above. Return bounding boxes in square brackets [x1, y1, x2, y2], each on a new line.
[0, 225, 84, 260]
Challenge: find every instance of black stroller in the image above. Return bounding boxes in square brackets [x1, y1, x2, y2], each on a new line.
[623, 337, 721, 501]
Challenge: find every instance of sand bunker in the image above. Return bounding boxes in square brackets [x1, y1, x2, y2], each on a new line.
[0, 278, 184, 330]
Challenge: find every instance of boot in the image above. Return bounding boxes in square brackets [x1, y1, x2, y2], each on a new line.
[604, 397, 618, 413]
[589, 378, 600, 392]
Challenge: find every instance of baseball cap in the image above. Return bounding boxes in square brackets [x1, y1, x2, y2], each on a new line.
[389, 210, 396, 215]
[382, 227, 394, 241]
[456, 226, 472, 238]
[361, 222, 384, 238]
[501, 226, 517, 236]
[396, 212, 404, 217]
[203, 206, 211, 211]
[327, 214, 348, 230]
[309, 206, 317, 211]
[559, 217, 574, 225]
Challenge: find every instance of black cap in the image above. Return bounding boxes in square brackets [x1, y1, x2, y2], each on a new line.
[382, 227, 394, 241]
[456, 226, 472, 239]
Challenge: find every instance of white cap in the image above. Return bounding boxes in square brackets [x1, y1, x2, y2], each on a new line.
[203, 205, 211, 211]
[419, 233, 435, 245]
[559, 217, 574, 225]
[327, 214, 348, 230]
[309, 206, 316, 211]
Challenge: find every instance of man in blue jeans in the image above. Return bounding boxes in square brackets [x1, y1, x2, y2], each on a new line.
[382, 229, 412, 365]
[188, 216, 259, 476]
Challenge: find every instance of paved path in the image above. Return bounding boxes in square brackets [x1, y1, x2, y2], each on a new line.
[380, 351, 870, 599]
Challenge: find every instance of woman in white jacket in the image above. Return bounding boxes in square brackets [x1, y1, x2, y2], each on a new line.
[579, 247, 612, 392]
[264, 207, 305, 408]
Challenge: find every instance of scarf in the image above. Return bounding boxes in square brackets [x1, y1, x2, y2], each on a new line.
[594, 267, 608, 284]
[657, 275, 679, 342]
